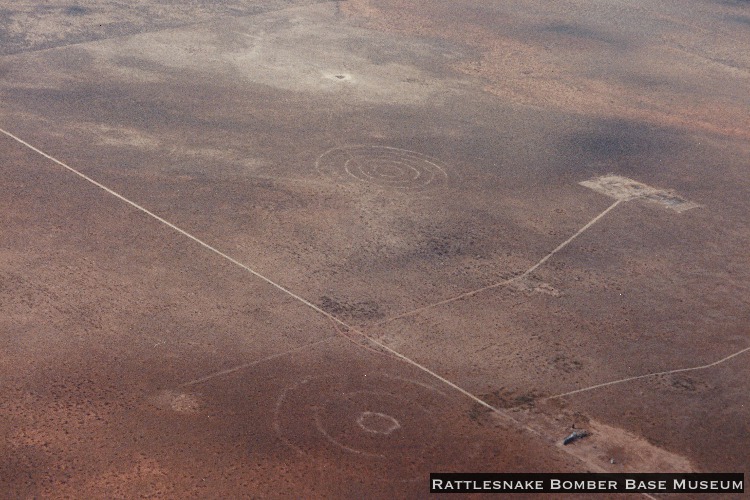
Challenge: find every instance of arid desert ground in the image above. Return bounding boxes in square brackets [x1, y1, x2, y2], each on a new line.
[1, 0, 749, 497]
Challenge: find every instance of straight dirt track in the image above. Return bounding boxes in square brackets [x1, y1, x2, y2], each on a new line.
[1, 0, 749, 497]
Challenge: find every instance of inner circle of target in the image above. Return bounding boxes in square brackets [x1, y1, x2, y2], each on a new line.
[316, 146, 448, 190]
[356, 411, 402, 435]
[314, 389, 430, 455]
[372, 162, 410, 179]
[345, 157, 425, 185]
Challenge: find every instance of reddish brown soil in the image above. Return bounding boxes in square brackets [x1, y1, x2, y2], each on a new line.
[1, 0, 748, 497]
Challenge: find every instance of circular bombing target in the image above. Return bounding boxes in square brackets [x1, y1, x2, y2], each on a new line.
[273, 374, 449, 480]
[316, 146, 449, 191]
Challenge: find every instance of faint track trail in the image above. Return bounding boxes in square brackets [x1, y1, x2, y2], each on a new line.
[378, 199, 623, 325]
[547, 346, 750, 400]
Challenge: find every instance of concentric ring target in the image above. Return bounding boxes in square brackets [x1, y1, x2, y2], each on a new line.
[315, 146, 449, 190]
[273, 374, 449, 480]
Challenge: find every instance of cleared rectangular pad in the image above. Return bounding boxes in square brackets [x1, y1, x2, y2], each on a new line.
[580, 175, 700, 212]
